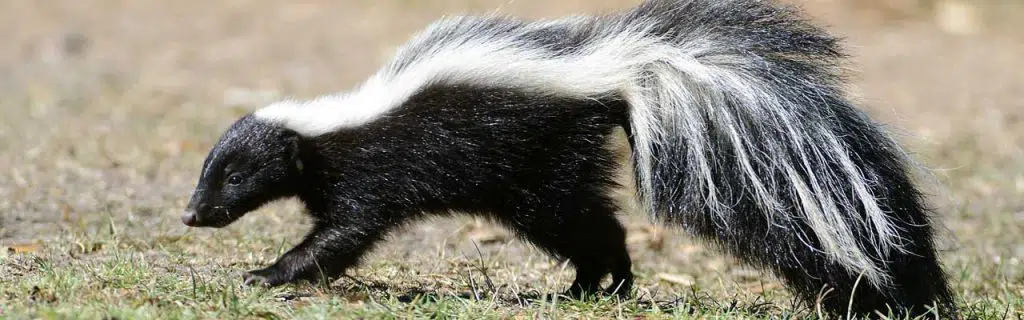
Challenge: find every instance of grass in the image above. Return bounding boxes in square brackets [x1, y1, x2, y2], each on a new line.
[1, 0, 1023, 319]
[2, 225, 1019, 319]
[0, 229, 810, 319]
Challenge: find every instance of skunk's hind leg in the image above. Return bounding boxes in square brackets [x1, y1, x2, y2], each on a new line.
[497, 198, 633, 298]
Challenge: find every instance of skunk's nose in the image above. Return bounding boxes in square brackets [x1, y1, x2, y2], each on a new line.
[181, 210, 198, 226]
[182, 202, 209, 226]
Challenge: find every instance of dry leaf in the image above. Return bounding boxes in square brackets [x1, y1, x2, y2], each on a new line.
[8, 243, 41, 254]
[656, 272, 695, 286]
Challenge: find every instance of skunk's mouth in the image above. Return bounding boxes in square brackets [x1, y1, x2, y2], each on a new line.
[181, 208, 239, 228]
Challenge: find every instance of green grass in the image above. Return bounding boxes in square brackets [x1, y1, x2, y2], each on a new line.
[1, 201, 1020, 319]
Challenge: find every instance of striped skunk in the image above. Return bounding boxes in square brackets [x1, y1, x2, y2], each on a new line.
[182, 0, 956, 317]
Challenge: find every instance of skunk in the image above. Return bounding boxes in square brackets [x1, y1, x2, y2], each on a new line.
[183, 0, 956, 317]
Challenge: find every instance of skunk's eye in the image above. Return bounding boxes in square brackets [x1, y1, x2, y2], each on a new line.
[226, 174, 243, 186]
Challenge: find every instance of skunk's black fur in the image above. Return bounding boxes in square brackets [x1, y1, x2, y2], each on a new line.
[184, 0, 956, 317]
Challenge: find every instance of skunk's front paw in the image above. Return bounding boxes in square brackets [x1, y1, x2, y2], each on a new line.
[243, 267, 290, 287]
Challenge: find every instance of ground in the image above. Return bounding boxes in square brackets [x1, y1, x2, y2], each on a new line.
[0, 0, 1022, 319]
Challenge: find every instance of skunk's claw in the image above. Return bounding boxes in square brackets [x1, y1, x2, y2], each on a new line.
[243, 268, 285, 287]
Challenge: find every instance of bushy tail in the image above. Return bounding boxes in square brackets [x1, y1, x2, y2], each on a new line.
[618, 0, 956, 316]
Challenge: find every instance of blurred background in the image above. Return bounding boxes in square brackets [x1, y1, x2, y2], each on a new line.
[1, 0, 1022, 317]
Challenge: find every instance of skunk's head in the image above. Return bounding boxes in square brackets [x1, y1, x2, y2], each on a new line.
[182, 115, 303, 228]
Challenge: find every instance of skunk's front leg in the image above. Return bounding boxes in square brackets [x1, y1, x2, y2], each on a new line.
[243, 220, 385, 287]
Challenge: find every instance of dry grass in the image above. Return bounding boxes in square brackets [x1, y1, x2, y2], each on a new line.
[1, 0, 1021, 319]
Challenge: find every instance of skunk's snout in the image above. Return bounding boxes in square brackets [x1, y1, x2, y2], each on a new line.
[182, 201, 210, 227]
[181, 210, 197, 226]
